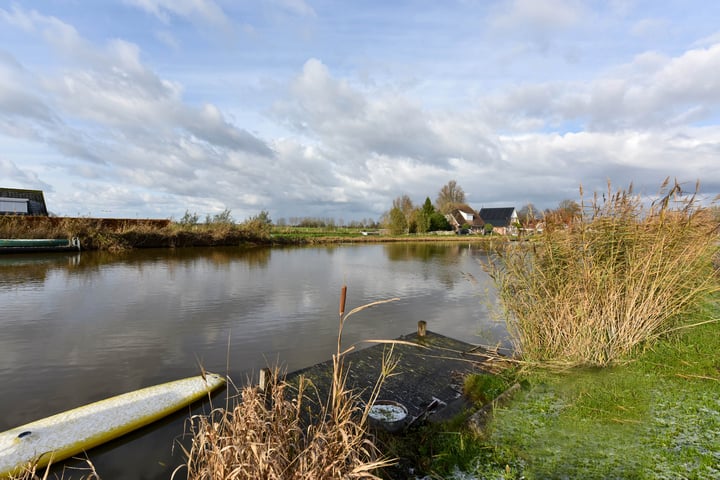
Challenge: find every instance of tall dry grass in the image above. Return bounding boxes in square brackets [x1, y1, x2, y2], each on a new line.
[175, 288, 399, 479]
[487, 179, 720, 367]
[0, 216, 271, 251]
[7, 458, 99, 480]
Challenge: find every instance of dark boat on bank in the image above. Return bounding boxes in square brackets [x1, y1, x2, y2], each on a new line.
[0, 238, 81, 254]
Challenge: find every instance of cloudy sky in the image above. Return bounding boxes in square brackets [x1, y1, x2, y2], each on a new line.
[1, 1, 718, 222]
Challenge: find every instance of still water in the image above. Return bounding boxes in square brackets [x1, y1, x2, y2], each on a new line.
[0, 243, 506, 479]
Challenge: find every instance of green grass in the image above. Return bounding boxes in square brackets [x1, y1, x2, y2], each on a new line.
[463, 374, 511, 405]
[270, 226, 366, 239]
[442, 299, 720, 479]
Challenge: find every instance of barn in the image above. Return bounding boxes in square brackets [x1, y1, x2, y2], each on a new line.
[0, 188, 49, 216]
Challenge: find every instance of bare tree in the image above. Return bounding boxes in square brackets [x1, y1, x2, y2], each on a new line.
[518, 203, 538, 225]
[551, 199, 581, 225]
[436, 180, 466, 214]
[392, 194, 415, 218]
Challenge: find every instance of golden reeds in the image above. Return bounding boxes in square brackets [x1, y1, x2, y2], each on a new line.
[7, 457, 99, 480]
[175, 287, 400, 479]
[487, 179, 720, 367]
[0, 215, 271, 251]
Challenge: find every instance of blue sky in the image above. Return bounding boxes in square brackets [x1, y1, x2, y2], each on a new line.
[1, 1, 719, 222]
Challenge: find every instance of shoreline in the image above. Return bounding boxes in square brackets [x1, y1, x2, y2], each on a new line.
[0, 215, 511, 251]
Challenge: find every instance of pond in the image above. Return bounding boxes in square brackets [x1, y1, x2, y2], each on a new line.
[0, 242, 507, 479]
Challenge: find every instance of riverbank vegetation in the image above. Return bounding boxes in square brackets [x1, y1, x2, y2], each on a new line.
[0, 212, 274, 251]
[0, 211, 497, 251]
[436, 300, 720, 479]
[174, 291, 400, 480]
[420, 180, 720, 478]
[487, 179, 719, 367]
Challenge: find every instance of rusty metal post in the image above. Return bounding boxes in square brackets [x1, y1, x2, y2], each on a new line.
[418, 320, 427, 337]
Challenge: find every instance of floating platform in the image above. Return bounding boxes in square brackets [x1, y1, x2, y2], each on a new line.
[285, 327, 504, 426]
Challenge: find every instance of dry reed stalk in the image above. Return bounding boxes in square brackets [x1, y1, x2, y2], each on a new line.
[176, 287, 400, 479]
[7, 457, 99, 480]
[487, 179, 720, 367]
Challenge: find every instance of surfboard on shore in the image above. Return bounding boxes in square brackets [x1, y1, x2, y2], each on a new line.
[0, 373, 226, 477]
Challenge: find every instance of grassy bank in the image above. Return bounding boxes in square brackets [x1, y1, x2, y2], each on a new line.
[335, 299, 718, 478]
[434, 298, 720, 479]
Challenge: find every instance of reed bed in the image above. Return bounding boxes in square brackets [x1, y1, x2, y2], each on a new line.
[487, 179, 720, 367]
[175, 288, 399, 480]
[0, 216, 271, 251]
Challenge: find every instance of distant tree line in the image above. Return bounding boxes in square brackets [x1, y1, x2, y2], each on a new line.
[275, 217, 380, 229]
[517, 199, 582, 227]
[382, 179, 588, 235]
[381, 180, 472, 235]
[178, 209, 272, 227]
[175, 184, 587, 235]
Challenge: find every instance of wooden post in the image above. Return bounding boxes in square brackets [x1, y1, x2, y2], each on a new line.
[417, 320, 427, 337]
[259, 368, 272, 392]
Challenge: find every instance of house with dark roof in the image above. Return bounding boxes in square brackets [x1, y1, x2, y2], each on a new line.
[478, 207, 518, 235]
[446, 204, 484, 233]
[0, 188, 49, 216]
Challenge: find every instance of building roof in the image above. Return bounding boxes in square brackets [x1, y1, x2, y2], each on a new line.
[447, 204, 484, 229]
[455, 204, 476, 215]
[0, 188, 49, 216]
[479, 207, 516, 227]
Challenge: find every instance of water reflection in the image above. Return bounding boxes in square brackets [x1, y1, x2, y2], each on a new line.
[384, 242, 468, 263]
[0, 253, 81, 289]
[0, 243, 506, 479]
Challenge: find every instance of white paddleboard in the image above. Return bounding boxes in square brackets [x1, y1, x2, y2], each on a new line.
[0, 373, 225, 477]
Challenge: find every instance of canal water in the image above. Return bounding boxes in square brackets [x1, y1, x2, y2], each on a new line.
[0, 243, 507, 479]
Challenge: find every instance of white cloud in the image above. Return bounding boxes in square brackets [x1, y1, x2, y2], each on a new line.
[0, 158, 51, 191]
[630, 17, 669, 38]
[154, 30, 179, 49]
[692, 30, 720, 48]
[1, 2, 719, 221]
[271, 0, 316, 17]
[491, 0, 583, 31]
[124, 0, 230, 28]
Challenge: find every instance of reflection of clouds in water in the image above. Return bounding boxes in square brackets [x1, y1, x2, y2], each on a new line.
[0, 245, 508, 433]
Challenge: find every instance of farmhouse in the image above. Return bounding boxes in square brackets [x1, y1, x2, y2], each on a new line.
[0, 188, 49, 216]
[446, 204, 484, 233]
[478, 207, 518, 235]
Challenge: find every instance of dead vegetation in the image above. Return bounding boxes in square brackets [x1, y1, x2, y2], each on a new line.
[0, 216, 271, 251]
[174, 288, 400, 479]
[486, 179, 720, 367]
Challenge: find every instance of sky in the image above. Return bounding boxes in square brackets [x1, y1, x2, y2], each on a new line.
[1, 0, 719, 223]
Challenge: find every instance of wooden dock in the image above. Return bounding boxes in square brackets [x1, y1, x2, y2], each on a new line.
[283, 324, 502, 426]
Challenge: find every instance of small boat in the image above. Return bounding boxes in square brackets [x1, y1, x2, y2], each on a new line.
[0, 373, 226, 477]
[0, 237, 81, 254]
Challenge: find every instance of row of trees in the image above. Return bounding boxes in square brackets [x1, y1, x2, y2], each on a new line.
[518, 199, 582, 226]
[177, 179, 588, 234]
[275, 217, 380, 229]
[384, 180, 587, 235]
[178, 209, 272, 226]
[383, 180, 470, 235]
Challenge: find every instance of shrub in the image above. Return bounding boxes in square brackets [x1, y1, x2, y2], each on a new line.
[486, 179, 719, 367]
